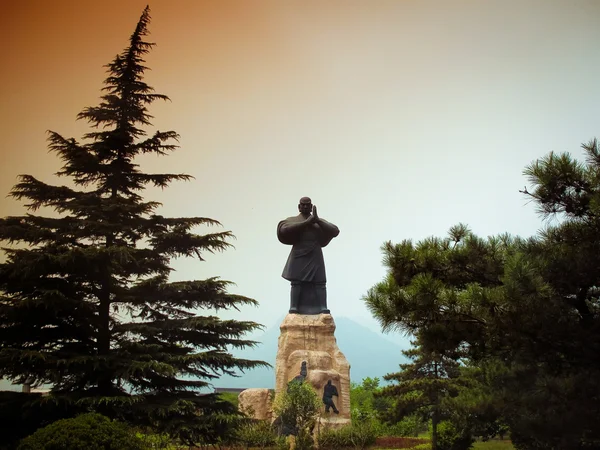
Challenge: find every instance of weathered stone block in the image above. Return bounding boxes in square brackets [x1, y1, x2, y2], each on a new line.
[238, 388, 273, 421]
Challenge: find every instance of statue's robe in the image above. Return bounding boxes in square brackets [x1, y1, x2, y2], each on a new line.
[277, 214, 339, 283]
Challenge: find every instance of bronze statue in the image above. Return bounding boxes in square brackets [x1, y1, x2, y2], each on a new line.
[277, 197, 340, 314]
[322, 380, 339, 414]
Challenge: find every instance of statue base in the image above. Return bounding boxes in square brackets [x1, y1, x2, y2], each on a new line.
[274, 313, 351, 429]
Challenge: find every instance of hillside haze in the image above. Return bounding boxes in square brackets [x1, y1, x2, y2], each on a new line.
[215, 315, 409, 389]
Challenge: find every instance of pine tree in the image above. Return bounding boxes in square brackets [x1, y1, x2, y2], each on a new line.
[0, 7, 266, 445]
[378, 337, 463, 450]
[364, 141, 600, 448]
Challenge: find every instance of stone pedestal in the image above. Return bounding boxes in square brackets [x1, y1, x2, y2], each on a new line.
[275, 313, 351, 428]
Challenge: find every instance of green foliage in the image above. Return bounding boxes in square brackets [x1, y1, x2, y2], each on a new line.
[442, 364, 508, 443]
[135, 431, 176, 450]
[316, 426, 346, 450]
[347, 420, 377, 449]
[431, 420, 473, 450]
[294, 429, 315, 450]
[0, 391, 85, 450]
[350, 377, 426, 438]
[383, 340, 463, 417]
[272, 381, 320, 449]
[0, 6, 267, 446]
[364, 138, 600, 449]
[233, 419, 278, 449]
[219, 392, 240, 409]
[350, 377, 389, 421]
[369, 333, 465, 449]
[472, 441, 515, 450]
[316, 422, 376, 450]
[274, 437, 291, 450]
[17, 413, 144, 450]
[392, 414, 429, 437]
[414, 444, 433, 450]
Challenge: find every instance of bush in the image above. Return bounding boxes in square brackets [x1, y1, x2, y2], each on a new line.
[18, 413, 145, 450]
[432, 420, 474, 450]
[0, 391, 86, 450]
[294, 428, 315, 450]
[317, 421, 376, 450]
[413, 444, 433, 450]
[349, 420, 377, 449]
[272, 381, 320, 441]
[235, 420, 278, 449]
[394, 414, 428, 437]
[317, 425, 350, 449]
[135, 430, 175, 449]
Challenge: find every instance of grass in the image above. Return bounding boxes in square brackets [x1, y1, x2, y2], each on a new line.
[472, 439, 515, 449]
[375, 437, 515, 449]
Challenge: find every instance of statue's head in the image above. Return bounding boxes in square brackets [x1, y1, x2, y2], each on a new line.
[298, 197, 312, 215]
[327, 380, 332, 386]
[300, 361, 308, 377]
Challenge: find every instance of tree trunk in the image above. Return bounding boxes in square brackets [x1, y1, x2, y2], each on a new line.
[98, 272, 112, 394]
[432, 406, 439, 450]
[98, 204, 116, 394]
[432, 360, 439, 450]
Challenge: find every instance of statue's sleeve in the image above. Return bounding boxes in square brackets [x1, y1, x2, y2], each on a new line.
[277, 218, 302, 245]
[317, 219, 340, 247]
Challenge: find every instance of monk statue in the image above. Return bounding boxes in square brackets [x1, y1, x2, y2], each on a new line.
[277, 197, 340, 314]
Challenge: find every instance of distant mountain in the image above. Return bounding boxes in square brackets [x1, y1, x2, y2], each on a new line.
[214, 315, 409, 390]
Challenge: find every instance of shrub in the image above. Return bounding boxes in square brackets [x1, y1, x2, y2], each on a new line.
[349, 420, 377, 449]
[272, 381, 320, 442]
[294, 428, 315, 450]
[317, 421, 376, 450]
[0, 391, 86, 449]
[413, 444, 433, 450]
[394, 414, 428, 437]
[317, 425, 350, 449]
[235, 420, 278, 449]
[274, 435, 291, 450]
[433, 420, 474, 450]
[135, 430, 175, 449]
[18, 413, 145, 450]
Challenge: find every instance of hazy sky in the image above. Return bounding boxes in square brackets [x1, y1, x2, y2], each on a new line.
[2, 0, 600, 338]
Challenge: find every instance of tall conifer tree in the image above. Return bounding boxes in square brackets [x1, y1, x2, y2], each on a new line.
[381, 339, 463, 450]
[365, 143, 600, 447]
[0, 6, 265, 444]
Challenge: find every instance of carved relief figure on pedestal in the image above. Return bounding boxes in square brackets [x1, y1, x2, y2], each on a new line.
[277, 197, 340, 314]
[288, 361, 308, 389]
[322, 379, 339, 414]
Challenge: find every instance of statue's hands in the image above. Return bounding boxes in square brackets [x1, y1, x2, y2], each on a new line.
[312, 205, 320, 223]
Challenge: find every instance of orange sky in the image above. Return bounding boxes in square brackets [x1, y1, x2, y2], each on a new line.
[2, 0, 600, 334]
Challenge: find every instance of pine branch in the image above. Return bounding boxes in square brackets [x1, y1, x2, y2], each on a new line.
[150, 230, 234, 258]
[10, 175, 82, 212]
[133, 173, 193, 189]
[120, 277, 258, 315]
[131, 130, 180, 155]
